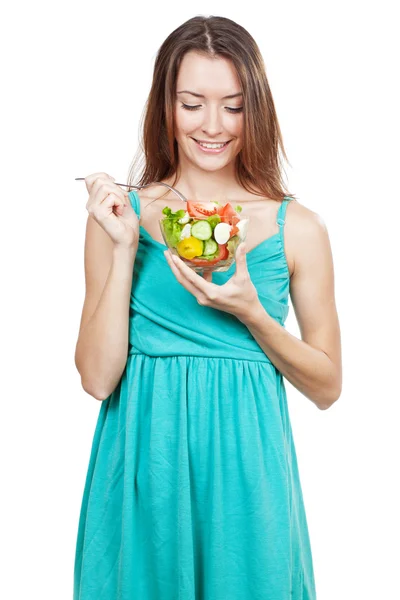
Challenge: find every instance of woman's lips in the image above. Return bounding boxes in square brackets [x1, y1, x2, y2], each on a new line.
[191, 138, 232, 154]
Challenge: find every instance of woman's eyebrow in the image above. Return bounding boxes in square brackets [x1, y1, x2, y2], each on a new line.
[177, 90, 243, 100]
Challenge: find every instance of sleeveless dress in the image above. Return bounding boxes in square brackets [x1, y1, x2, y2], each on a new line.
[73, 192, 317, 600]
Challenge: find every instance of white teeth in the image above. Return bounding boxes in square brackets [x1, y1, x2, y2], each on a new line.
[196, 140, 228, 149]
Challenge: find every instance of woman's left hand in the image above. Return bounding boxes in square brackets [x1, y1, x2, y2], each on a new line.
[164, 242, 261, 322]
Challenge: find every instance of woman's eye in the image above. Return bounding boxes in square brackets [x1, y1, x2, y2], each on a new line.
[181, 103, 243, 114]
[181, 104, 201, 111]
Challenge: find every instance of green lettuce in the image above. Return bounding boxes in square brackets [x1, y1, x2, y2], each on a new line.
[206, 214, 221, 230]
[161, 206, 186, 247]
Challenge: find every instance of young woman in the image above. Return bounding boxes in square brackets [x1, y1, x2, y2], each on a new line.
[74, 15, 342, 600]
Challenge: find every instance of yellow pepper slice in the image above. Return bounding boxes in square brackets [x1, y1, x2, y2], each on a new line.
[176, 236, 204, 259]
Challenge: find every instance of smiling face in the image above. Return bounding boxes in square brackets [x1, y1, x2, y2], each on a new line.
[174, 51, 244, 172]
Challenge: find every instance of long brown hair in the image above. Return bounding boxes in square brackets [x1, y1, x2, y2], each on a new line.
[127, 15, 296, 202]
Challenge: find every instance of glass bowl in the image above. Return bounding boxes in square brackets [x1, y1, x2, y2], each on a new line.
[159, 213, 250, 274]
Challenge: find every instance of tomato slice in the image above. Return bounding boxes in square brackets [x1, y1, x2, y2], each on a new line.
[186, 200, 241, 224]
[219, 202, 240, 226]
[188, 243, 229, 266]
[187, 201, 219, 218]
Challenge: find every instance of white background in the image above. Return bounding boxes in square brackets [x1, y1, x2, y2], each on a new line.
[1, 1, 399, 598]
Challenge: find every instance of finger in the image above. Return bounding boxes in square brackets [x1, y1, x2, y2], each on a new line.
[100, 193, 125, 216]
[168, 251, 218, 298]
[234, 242, 248, 276]
[87, 188, 126, 221]
[164, 251, 207, 302]
[96, 183, 126, 205]
[90, 177, 121, 200]
[86, 176, 113, 203]
[84, 173, 115, 193]
[91, 183, 126, 211]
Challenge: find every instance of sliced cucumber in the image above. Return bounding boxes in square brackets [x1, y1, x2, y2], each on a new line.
[191, 220, 213, 241]
[202, 238, 218, 256]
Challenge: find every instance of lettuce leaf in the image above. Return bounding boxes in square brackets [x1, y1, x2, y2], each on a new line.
[161, 206, 186, 247]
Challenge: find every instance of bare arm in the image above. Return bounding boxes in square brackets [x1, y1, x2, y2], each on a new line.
[241, 207, 342, 410]
[75, 215, 137, 400]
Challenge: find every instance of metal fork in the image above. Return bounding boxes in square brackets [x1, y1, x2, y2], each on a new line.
[74, 178, 187, 203]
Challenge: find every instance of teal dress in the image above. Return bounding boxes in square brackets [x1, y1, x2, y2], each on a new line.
[73, 191, 317, 599]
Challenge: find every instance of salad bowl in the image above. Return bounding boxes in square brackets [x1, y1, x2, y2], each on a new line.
[159, 200, 249, 273]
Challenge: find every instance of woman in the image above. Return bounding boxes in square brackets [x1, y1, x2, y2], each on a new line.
[74, 15, 342, 600]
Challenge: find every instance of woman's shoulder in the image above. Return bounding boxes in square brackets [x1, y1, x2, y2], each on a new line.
[285, 198, 331, 277]
[286, 198, 326, 235]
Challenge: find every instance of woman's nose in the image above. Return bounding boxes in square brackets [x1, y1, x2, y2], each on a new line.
[201, 107, 223, 137]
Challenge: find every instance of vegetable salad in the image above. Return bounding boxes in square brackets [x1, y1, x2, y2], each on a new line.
[161, 200, 248, 267]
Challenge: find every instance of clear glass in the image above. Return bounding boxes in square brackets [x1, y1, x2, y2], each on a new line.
[159, 215, 250, 274]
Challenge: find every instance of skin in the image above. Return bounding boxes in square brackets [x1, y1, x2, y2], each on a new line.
[172, 50, 245, 203]
[162, 50, 342, 410]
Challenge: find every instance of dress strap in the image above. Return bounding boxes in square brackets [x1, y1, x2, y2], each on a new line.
[276, 197, 293, 249]
[276, 196, 293, 229]
[128, 189, 141, 219]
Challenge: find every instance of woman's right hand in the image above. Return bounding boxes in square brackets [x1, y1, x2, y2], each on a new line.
[84, 173, 140, 250]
